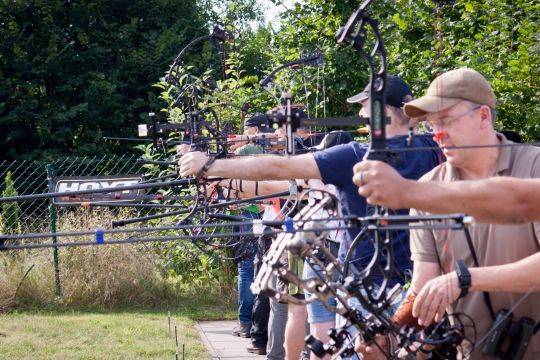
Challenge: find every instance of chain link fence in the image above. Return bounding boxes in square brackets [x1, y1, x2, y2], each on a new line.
[0, 155, 241, 311]
[0, 155, 239, 307]
[0, 155, 179, 297]
[0, 155, 158, 235]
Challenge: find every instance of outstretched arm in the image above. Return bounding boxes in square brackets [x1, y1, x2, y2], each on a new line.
[178, 151, 322, 181]
[353, 160, 540, 224]
[212, 178, 294, 198]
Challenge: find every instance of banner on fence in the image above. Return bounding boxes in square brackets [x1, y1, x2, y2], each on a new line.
[51, 175, 144, 206]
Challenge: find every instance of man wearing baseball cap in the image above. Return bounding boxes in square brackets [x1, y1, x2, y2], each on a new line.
[347, 74, 415, 108]
[346, 75, 419, 136]
[179, 75, 441, 284]
[229, 113, 273, 154]
[244, 113, 271, 132]
[180, 75, 443, 357]
[354, 68, 540, 359]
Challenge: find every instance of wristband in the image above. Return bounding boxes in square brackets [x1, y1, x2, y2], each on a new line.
[195, 156, 216, 179]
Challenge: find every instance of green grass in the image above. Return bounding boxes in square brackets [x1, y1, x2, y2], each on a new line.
[0, 293, 236, 359]
[0, 307, 235, 360]
[0, 208, 238, 359]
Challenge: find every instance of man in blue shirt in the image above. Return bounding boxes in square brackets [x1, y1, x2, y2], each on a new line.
[179, 76, 441, 280]
[316, 134, 441, 282]
[179, 76, 442, 359]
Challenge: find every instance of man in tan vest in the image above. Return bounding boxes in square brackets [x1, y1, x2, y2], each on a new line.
[355, 68, 540, 360]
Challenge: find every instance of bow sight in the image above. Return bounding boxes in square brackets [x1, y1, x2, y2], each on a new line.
[137, 107, 226, 154]
[138, 112, 185, 150]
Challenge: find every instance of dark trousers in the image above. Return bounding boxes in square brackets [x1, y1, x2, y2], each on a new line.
[250, 235, 271, 347]
[250, 292, 270, 347]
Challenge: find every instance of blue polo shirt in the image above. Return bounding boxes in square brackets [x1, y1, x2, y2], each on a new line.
[313, 135, 442, 283]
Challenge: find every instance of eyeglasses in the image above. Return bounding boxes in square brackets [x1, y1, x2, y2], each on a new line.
[426, 105, 483, 130]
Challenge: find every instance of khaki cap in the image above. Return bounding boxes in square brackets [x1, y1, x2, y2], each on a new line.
[404, 68, 496, 118]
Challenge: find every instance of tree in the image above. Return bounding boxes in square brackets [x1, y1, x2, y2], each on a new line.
[388, 0, 540, 140]
[258, 0, 539, 139]
[0, 0, 208, 160]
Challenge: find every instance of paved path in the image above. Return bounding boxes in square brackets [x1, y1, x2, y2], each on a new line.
[196, 320, 266, 359]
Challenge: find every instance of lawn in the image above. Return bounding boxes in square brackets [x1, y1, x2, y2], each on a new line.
[0, 214, 237, 359]
[0, 310, 216, 360]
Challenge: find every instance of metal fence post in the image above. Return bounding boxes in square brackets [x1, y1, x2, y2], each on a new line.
[46, 164, 61, 296]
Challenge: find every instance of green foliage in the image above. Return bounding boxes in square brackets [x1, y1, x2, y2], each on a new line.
[1, 171, 20, 235]
[199, 50, 267, 128]
[155, 240, 235, 293]
[387, 0, 540, 140]
[0, 0, 208, 161]
[1, 0, 538, 161]
[262, 0, 540, 140]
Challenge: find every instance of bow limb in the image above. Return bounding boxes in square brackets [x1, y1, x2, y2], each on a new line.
[332, 2, 477, 357]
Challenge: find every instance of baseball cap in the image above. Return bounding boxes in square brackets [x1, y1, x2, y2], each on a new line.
[347, 75, 412, 108]
[404, 68, 496, 118]
[244, 113, 269, 128]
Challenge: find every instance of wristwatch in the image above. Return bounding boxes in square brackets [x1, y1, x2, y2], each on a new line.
[455, 259, 471, 299]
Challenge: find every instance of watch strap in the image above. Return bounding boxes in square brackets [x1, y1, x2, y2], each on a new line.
[455, 259, 471, 299]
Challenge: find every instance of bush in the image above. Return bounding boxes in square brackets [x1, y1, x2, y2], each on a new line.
[1, 171, 21, 235]
[0, 208, 236, 310]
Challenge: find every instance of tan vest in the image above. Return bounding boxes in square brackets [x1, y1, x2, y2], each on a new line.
[410, 136, 540, 360]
